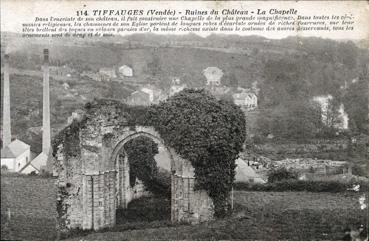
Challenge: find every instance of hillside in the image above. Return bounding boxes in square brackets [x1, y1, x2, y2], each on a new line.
[1, 33, 368, 155]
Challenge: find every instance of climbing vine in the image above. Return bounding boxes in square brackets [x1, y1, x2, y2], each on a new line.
[124, 136, 159, 188]
[148, 89, 246, 217]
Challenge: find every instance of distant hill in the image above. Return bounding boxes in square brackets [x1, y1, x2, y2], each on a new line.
[1, 32, 368, 152]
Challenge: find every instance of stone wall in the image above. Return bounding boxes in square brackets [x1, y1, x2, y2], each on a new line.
[81, 171, 116, 230]
[171, 175, 214, 224]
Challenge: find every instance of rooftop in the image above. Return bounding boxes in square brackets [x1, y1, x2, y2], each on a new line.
[1, 139, 30, 158]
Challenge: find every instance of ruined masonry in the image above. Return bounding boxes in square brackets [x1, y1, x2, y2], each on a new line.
[53, 105, 214, 231]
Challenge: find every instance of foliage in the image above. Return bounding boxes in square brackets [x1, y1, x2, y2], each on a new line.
[124, 136, 159, 189]
[343, 78, 369, 135]
[149, 170, 171, 197]
[267, 167, 298, 183]
[256, 100, 322, 140]
[148, 89, 246, 217]
[234, 180, 369, 193]
[52, 118, 85, 159]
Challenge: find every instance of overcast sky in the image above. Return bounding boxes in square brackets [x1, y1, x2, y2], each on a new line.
[1, 1, 368, 40]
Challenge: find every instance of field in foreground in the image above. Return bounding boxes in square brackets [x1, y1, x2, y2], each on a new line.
[65, 191, 365, 241]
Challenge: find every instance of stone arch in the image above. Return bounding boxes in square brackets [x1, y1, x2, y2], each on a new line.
[110, 128, 178, 174]
[110, 128, 175, 210]
[56, 125, 214, 232]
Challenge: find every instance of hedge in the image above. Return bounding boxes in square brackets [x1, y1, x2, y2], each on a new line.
[234, 180, 369, 193]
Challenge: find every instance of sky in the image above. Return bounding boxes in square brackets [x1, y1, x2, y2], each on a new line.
[1, 1, 369, 40]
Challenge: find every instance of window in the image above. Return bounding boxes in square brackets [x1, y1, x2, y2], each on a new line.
[26, 157, 29, 163]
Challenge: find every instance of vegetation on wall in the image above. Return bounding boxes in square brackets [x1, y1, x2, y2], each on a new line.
[148, 89, 246, 217]
[124, 136, 159, 188]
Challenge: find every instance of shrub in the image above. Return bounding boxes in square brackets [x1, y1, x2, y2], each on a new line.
[267, 167, 298, 183]
[234, 180, 369, 193]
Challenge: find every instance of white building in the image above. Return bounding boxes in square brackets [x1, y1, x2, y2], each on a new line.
[235, 158, 266, 183]
[1, 139, 31, 172]
[140, 86, 163, 104]
[99, 67, 117, 81]
[203, 67, 223, 86]
[169, 78, 187, 96]
[233, 92, 258, 110]
[20, 152, 48, 174]
[141, 87, 155, 102]
[118, 65, 133, 77]
[337, 103, 349, 130]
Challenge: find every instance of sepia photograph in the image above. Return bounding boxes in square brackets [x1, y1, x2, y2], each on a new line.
[1, 1, 368, 240]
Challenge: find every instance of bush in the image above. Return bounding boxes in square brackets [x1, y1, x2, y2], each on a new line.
[234, 180, 369, 193]
[267, 167, 298, 183]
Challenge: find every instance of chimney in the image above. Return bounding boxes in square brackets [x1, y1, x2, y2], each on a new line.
[2, 54, 12, 147]
[42, 49, 51, 154]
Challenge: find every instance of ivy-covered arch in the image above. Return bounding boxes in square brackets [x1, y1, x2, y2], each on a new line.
[53, 89, 246, 231]
[109, 127, 176, 210]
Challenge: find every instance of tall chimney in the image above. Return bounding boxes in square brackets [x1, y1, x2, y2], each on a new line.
[42, 49, 51, 154]
[2, 54, 11, 147]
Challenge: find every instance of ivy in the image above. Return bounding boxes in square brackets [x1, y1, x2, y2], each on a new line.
[124, 136, 159, 189]
[148, 89, 246, 217]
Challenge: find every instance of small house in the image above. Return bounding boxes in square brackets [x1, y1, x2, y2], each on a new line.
[203, 67, 223, 86]
[233, 92, 258, 110]
[235, 158, 266, 183]
[99, 67, 117, 81]
[118, 65, 133, 77]
[127, 90, 151, 106]
[49, 65, 74, 78]
[169, 78, 187, 96]
[0, 139, 31, 172]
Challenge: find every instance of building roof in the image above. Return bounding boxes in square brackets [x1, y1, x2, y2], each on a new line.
[235, 158, 266, 183]
[1, 139, 30, 158]
[203, 67, 223, 82]
[19, 152, 48, 173]
[1, 146, 16, 158]
[119, 65, 132, 70]
[233, 92, 257, 100]
[131, 90, 150, 98]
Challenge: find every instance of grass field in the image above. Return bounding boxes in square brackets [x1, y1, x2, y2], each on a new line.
[64, 191, 365, 241]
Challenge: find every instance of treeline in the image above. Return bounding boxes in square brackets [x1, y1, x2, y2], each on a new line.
[255, 38, 368, 141]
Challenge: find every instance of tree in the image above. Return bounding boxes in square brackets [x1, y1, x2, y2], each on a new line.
[148, 89, 246, 217]
[146, 51, 162, 81]
[323, 98, 342, 130]
[343, 78, 369, 134]
[255, 100, 322, 140]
